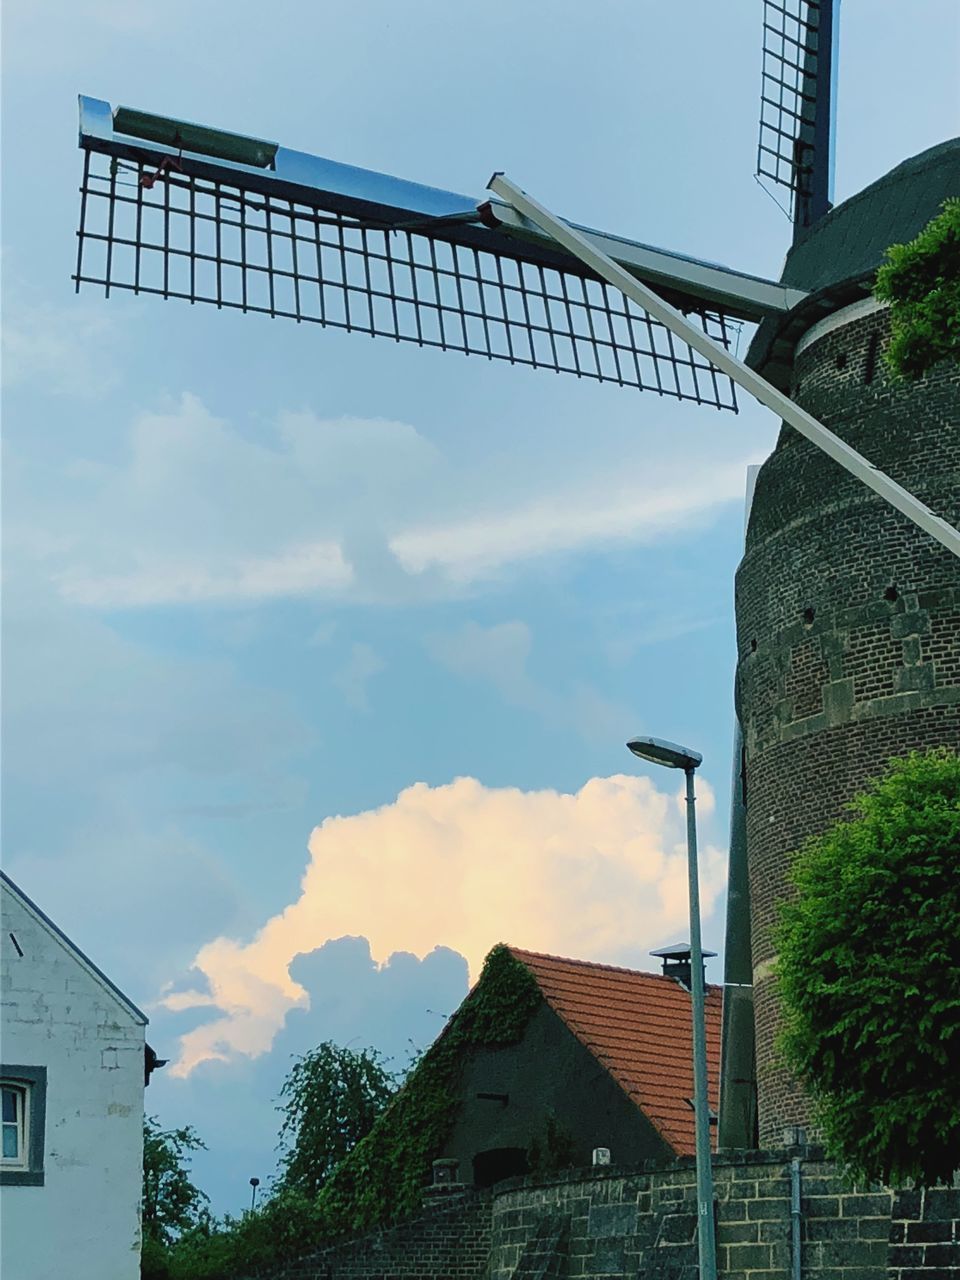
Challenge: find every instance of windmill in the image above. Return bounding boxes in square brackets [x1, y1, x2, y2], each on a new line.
[72, 0, 959, 1207]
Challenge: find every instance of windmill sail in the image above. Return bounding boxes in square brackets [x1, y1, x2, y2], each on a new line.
[73, 98, 801, 414]
[757, 0, 838, 232]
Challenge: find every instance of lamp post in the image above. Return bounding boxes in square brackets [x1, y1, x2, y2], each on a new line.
[627, 735, 717, 1280]
[249, 1177, 260, 1212]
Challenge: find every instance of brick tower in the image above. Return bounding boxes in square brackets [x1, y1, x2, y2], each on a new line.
[735, 140, 960, 1147]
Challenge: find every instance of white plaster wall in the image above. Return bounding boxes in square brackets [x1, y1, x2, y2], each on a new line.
[0, 884, 145, 1280]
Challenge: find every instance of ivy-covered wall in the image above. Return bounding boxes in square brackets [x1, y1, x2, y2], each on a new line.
[439, 998, 672, 1184]
[309, 944, 543, 1240]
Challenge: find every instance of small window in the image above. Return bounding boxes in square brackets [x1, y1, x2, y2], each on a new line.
[1, 1084, 28, 1167]
[0, 1066, 46, 1186]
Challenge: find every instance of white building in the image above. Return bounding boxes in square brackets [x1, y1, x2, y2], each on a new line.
[1, 871, 151, 1280]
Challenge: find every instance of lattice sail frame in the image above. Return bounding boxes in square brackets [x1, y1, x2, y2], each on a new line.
[74, 147, 739, 411]
[757, 0, 833, 225]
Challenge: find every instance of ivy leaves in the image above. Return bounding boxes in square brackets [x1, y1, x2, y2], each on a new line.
[874, 199, 960, 380]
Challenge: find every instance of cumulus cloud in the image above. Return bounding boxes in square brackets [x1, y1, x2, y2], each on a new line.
[165, 772, 723, 1076]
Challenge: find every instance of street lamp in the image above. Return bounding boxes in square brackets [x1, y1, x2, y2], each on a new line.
[249, 1177, 260, 1212]
[627, 735, 717, 1280]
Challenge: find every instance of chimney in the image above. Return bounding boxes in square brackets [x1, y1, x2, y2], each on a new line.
[650, 943, 716, 991]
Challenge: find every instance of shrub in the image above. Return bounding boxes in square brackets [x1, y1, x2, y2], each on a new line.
[874, 199, 960, 379]
[777, 748, 960, 1185]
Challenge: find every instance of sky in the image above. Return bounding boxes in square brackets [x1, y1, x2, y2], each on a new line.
[2, 0, 958, 1216]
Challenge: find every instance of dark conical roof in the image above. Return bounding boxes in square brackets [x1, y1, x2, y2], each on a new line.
[748, 137, 960, 385]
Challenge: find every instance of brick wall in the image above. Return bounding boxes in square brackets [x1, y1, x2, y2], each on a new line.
[735, 305, 960, 1145]
[267, 1186, 492, 1280]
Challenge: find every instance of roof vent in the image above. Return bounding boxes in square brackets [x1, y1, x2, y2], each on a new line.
[650, 943, 717, 991]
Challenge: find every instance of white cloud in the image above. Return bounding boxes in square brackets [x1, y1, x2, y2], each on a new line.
[389, 460, 757, 582]
[164, 772, 725, 1075]
[56, 539, 352, 608]
[7, 391, 761, 611]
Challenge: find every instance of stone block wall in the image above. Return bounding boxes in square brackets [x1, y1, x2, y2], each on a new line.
[488, 1152, 959, 1280]
[889, 1188, 960, 1279]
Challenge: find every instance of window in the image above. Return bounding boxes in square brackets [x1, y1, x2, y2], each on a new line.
[2, 1084, 27, 1166]
[0, 1067, 46, 1186]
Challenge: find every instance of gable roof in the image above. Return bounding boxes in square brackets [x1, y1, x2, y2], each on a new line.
[1, 871, 148, 1026]
[508, 946, 721, 1158]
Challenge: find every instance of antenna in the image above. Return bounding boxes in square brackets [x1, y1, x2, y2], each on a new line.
[757, 0, 839, 235]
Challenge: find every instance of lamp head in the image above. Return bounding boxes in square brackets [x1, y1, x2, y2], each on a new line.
[626, 735, 702, 771]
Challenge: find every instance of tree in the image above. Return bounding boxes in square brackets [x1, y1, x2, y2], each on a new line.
[874, 198, 960, 379]
[143, 1117, 210, 1246]
[776, 748, 960, 1185]
[275, 1041, 398, 1199]
[142, 1117, 211, 1279]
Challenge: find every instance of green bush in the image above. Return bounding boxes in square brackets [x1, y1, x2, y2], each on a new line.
[777, 748, 960, 1185]
[874, 199, 960, 379]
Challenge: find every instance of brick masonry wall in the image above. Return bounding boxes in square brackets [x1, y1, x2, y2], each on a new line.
[734, 306, 960, 1145]
[267, 1187, 492, 1280]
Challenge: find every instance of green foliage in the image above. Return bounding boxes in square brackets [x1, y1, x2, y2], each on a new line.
[163, 1188, 317, 1280]
[276, 1041, 397, 1199]
[874, 199, 960, 379]
[142, 1117, 210, 1249]
[777, 748, 960, 1186]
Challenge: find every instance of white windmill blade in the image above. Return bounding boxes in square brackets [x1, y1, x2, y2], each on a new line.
[488, 172, 960, 561]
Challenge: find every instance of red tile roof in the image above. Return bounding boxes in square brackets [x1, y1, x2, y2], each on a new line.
[508, 946, 722, 1158]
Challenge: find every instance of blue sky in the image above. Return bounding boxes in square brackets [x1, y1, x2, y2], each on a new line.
[3, 0, 957, 1215]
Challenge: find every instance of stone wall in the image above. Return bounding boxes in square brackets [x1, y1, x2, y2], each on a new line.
[489, 1152, 960, 1280]
[735, 304, 960, 1145]
[266, 1152, 960, 1280]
